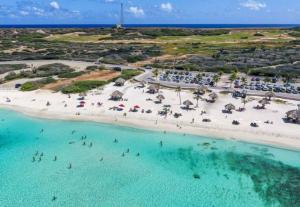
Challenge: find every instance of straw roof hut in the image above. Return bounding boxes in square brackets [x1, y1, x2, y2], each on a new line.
[147, 84, 159, 94]
[156, 94, 165, 103]
[79, 92, 87, 97]
[183, 100, 194, 109]
[110, 90, 124, 101]
[259, 98, 270, 108]
[286, 105, 300, 123]
[139, 81, 146, 88]
[208, 92, 218, 102]
[225, 103, 236, 112]
[114, 78, 126, 86]
[265, 91, 275, 100]
[194, 86, 207, 95]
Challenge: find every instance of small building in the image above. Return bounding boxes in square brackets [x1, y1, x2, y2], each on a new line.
[110, 90, 124, 101]
[114, 78, 126, 86]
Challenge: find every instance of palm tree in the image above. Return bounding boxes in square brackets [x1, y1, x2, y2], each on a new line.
[194, 93, 201, 108]
[153, 69, 159, 81]
[229, 71, 237, 88]
[176, 86, 182, 105]
[241, 97, 247, 108]
[212, 75, 220, 86]
[241, 76, 247, 86]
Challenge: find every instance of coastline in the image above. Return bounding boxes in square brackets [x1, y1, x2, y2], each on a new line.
[2, 103, 300, 151]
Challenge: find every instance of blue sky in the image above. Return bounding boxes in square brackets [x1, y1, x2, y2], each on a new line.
[0, 0, 299, 24]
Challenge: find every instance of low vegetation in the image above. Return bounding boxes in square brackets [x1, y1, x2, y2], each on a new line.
[21, 77, 56, 91]
[57, 71, 85, 78]
[0, 64, 28, 75]
[119, 69, 142, 80]
[61, 80, 107, 94]
[4, 63, 74, 81]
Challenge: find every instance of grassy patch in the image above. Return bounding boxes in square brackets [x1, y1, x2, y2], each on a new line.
[46, 33, 109, 43]
[57, 71, 85, 78]
[0, 64, 28, 75]
[61, 80, 107, 94]
[21, 77, 56, 91]
[119, 69, 142, 80]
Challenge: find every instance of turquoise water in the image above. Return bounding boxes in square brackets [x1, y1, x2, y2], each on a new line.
[0, 109, 299, 207]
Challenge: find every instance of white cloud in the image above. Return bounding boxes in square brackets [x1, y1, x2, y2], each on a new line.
[160, 2, 173, 13]
[128, 6, 144, 17]
[241, 0, 266, 11]
[50, 1, 60, 10]
[20, 10, 29, 16]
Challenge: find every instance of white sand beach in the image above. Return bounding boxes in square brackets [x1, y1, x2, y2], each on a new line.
[1, 81, 299, 150]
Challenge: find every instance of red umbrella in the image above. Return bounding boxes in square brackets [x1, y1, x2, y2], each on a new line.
[80, 101, 86, 104]
[134, 105, 140, 108]
[119, 104, 125, 107]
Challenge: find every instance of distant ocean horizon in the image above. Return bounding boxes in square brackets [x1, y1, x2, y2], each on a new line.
[0, 24, 299, 29]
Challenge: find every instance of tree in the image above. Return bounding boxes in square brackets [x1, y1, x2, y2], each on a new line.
[241, 76, 247, 86]
[229, 71, 237, 88]
[212, 75, 220, 86]
[176, 86, 182, 105]
[194, 93, 201, 108]
[153, 69, 159, 81]
[264, 77, 271, 83]
[241, 98, 247, 108]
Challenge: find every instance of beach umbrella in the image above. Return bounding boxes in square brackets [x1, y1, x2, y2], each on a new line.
[194, 86, 207, 95]
[265, 91, 275, 100]
[286, 107, 300, 123]
[209, 92, 218, 100]
[134, 105, 140, 108]
[110, 90, 124, 101]
[259, 98, 270, 108]
[79, 92, 87, 97]
[183, 100, 194, 109]
[114, 78, 126, 86]
[80, 101, 86, 104]
[156, 94, 165, 103]
[225, 103, 235, 112]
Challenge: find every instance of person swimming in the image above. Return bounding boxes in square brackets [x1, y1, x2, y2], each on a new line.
[53, 156, 57, 161]
[89, 142, 93, 148]
[160, 141, 163, 147]
[52, 196, 57, 201]
[136, 153, 140, 157]
[114, 139, 118, 143]
[67, 163, 72, 169]
[100, 157, 103, 161]
[126, 148, 130, 153]
[32, 157, 36, 162]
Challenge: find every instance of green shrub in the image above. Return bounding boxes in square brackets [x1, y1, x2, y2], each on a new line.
[120, 69, 142, 80]
[58, 71, 85, 78]
[61, 80, 107, 94]
[21, 77, 56, 91]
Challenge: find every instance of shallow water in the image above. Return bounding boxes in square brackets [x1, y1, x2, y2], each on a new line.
[0, 109, 299, 207]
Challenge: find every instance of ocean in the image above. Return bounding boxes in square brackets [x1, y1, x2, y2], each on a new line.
[0, 109, 299, 207]
[0, 24, 299, 29]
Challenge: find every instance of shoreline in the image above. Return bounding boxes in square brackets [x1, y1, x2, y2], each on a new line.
[2, 103, 300, 151]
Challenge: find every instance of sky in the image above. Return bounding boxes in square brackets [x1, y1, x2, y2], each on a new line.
[0, 0, 299, 24]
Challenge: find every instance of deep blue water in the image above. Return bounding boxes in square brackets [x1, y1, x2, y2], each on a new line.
[0, 24, 299, 29]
